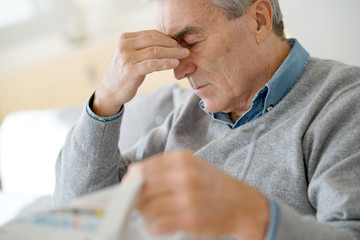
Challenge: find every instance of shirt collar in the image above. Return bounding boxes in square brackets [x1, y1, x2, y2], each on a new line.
[200, 38, 310, 128]
[262, 38, 310, 114]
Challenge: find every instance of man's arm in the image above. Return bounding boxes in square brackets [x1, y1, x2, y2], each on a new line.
[54, 103, 123, 206]
[54, 30, 189, 206]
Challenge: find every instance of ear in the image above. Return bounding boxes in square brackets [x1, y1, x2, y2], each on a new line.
[253, 0, 273, 44]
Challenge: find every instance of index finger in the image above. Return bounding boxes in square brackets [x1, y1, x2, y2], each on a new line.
[122, 30, 181, 50]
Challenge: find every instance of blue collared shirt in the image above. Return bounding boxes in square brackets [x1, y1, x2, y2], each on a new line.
[200, 38, 310, 129]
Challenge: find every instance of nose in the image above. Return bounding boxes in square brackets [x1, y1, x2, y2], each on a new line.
[173, 59, 197, 80]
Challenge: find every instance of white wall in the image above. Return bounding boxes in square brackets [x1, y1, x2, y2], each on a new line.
[279, 0, 360, 66]
[133, 0, 360, 66]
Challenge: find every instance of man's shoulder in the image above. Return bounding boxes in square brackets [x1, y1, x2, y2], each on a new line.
[307, 57, 360, 80]
[301, 57, 360, 94]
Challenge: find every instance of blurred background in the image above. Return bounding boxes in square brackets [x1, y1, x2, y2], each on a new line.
[0, 0, 360, 123]
[0, 0, 359, 225]
[0, 0, 159, 124]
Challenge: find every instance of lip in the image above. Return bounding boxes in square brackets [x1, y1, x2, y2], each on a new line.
[194, 83, 210, 91]
[187, 77, 209, 91]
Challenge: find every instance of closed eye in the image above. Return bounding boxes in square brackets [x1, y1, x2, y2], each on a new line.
[180, 40, 201, 50]
[186, 42, 198, 48]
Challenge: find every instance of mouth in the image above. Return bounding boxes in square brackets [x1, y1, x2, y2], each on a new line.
[190, 82, 209, 91]
[193, 84, 211, 98]
[187, 77, 210, 92]
[196, 83, 209, 89]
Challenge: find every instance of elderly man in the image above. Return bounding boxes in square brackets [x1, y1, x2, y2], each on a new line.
[55, 0, 360, 239]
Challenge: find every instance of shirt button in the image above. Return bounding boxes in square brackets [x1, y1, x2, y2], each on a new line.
[267, 106, 273, 112]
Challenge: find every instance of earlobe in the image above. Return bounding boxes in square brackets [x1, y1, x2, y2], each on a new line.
[254, 0, 273, 44]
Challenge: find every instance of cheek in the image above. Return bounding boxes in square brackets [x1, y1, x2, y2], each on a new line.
[211, 54, 241, 91]
[197, 44, 234, 83]
[193, 35, 251, 92]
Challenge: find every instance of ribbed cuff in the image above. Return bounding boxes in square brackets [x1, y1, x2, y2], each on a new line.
[86, 93, 124, 122]
[264, 199, 280, 240]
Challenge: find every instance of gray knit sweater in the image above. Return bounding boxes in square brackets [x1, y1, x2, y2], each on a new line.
[55, 57, 360, 239]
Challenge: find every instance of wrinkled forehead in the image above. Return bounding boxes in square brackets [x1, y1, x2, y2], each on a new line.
[153, 0, 224, 36]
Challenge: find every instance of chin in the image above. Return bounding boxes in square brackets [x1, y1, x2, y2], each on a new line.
[201, 99, 225, 114]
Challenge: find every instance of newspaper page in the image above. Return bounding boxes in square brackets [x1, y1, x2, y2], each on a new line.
[0, 178, 233, 240]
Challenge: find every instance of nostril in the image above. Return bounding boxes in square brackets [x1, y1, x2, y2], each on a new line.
[173, 61, 197, 80]
[173, 68, 184, 80]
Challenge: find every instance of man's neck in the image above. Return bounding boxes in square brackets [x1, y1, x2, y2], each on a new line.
[230, 37, 291, 122]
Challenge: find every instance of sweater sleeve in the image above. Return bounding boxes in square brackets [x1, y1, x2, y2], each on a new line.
[54, 92, 177, 207]
[271, 200, 359, 239]
[268, 83, 360, 239]
[54, 105, 123, 207]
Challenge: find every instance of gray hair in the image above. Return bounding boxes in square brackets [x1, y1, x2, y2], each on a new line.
[211, 0, 285, 38]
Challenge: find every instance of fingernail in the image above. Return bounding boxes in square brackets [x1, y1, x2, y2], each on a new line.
[182, 48, 190, 56]
[171, 59, 180, 65]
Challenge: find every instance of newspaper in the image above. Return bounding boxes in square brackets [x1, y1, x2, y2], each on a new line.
[0, 178, 144, 240]
[0, 177, 233, 240]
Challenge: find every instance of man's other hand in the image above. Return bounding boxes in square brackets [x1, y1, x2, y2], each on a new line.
[126, 150, 270, 240]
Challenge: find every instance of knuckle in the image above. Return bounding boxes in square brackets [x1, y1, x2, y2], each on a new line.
[173, 150, 193, 159]
[175, 170, 197, 191]
[173, 152, 192, 168]
[117, 40, 127, 52]
[147, 29, 157, 42]
[178, 191, 194, 207]
[179, 207, 199, 229]
[139, 60, 155, 74]
[152, 46, 160, 58]
[119, 32, 129, 41]
[146, 59, 153, 71]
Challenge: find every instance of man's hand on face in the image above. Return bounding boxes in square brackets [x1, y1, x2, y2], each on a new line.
[126, 151, 270, 240]
[92, 30, 190, 117]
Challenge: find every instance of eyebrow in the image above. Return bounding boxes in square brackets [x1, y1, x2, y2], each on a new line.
[172, 27, 201, 41]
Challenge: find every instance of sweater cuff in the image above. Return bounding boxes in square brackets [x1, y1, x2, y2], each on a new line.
[264, 199, 280, 240]
[86, 92, 124, 122]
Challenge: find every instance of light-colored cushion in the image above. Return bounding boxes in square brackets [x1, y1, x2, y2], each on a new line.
[0, 84, 191, 195]
[0, 106, 82, 195]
